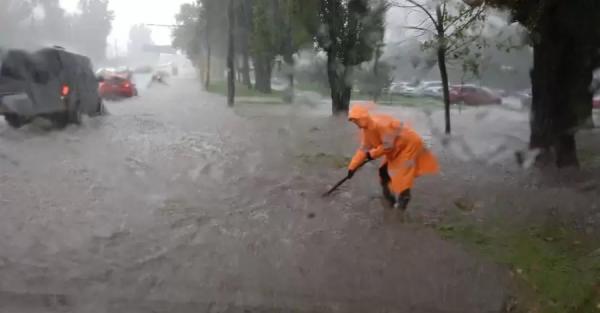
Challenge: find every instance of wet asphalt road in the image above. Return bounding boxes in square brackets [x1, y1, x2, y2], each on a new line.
[0, 76, 510, 313]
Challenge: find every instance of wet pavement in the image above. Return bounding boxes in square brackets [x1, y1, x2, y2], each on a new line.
[0, 76, 533, 312]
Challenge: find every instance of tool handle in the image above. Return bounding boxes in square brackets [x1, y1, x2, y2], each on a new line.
[322, 176, 350, 197]
[321, 160, 370, 197]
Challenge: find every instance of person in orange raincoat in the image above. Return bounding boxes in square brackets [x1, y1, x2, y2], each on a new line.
[347, 104, 439, 210]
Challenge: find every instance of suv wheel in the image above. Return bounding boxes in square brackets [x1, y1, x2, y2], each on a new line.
[4, 114, 28, 128]
[51, 113, 69, 129]
[69, 101, 82, 124]
[96, 99, 106, 115]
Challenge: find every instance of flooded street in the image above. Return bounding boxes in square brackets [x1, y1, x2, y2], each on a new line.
[0, 75, 597, 313]
[3, 0, 600, 310]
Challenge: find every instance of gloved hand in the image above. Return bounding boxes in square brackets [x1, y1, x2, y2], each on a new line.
[347, 169, 355, 179]
[366, 152, 373, 161]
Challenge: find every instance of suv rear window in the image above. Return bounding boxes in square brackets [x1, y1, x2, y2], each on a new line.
[32, 49, 62, 77]
[0, 50, 31, 80]
[107, 76, 126, 84]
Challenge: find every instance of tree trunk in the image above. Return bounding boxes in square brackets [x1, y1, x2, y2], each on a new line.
[203, 11, 212, 89]
[235, 57, 241, 82]
[283, 52, 295, 103]
[438, 47, 451, 134]
[529, 18, 561, 164]
[529, 4, 595, 168]
[242, 50, 252, 89]
[204, 45, 211, 89]
[328, 55, 351, 115]
[239, 0, 253, 89]
[196, 49, 205, 83]
[330, 86, 351, 114]
[372, 56, 380, 102]
[282, 2, 295, 103]
[227, 0, 235, 107]
[254, 56, 272, 94]
[435, 6, 451, 134]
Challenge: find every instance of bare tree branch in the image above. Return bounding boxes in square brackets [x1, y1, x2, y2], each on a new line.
[446, 4, 486, 36]
[442, 0, 448, 24]
[404, 26, 435, 34]
[391, 0, 440, 30]
[443, 6, 474, 31]
[446, 32, 482, 55]
[393, 4, 419, 9]
[413, 16, 431, 29]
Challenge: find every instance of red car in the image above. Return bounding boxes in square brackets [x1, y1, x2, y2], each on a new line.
[450, 85, 502, 106]
[98, 75, 138, 99]
[593, 96, 600, 109]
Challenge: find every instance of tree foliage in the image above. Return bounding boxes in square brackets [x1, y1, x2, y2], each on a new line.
[171, 0, 322, 95]
[0, 0, 114, 62]
[250, 0, 318, 94]
[128, 24, 154, 55]
[355, 60, 393, 101]
[392, 0, 486, 133]
[261, 0, 317, 59]
[73, 0, 114, 61]
[172, 1, 203, 63]
[317, 0, 388, 114]
[317, 0, 387, 68]
[484, 0, 600, 167]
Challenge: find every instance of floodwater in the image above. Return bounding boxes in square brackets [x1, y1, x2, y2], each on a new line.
[0, 75, 598, 312]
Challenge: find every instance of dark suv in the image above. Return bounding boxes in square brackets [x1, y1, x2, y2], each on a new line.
[0, 47, 104, 128]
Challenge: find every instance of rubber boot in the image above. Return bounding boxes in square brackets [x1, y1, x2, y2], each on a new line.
[379, 165, 396, 208]
[394, 189, 411, 211]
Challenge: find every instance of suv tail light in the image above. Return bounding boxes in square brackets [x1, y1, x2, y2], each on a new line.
[61, 84, 70, 96]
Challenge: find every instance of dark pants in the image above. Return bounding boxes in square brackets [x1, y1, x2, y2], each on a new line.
[379, 164, 411, 210]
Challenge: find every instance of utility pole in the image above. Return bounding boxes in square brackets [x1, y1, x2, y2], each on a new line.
[144, 23, 177, 28]
[227, 0, 236, 107]
[114, 39, 119, 58]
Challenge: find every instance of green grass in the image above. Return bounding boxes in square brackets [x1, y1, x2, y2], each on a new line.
[579, 148, 600, 168]
[296, 82, 330, 97]
[297, 82, 443, 109]
[296, 82, 444, 109]
[367, 94, 444, 109]
[206, 81, 284, 99]
[208, 80, 443, 109]
[437, 216, 600, 313]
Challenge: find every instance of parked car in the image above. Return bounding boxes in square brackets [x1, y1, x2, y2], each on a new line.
[593, 95, 600, 109]
[390, 82, 417, 95]
[0, 47, 104, 128]
[389, 82, 406, 94]
[418, 81, 443, 89]
[450, 85, 502, 106]
[491, 88, 508, 97]
[422, 86, 444, 99]
[401, 86, 420, 97]
[514, 88, 532, 107]
[99, 74, 138, 99]
[133, 65, 153, 74]
[414, 81, 443, 97]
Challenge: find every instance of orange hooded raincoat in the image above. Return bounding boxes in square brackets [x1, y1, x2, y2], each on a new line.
[348, 105, 439, 194]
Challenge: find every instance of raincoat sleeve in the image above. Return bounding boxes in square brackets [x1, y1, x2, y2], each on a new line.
[368, 145, 386, 159]
[369, 121, 402, 159]
[348, 133, 368, 171]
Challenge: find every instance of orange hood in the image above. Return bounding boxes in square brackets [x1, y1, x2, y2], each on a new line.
[348, 104, 371, 125]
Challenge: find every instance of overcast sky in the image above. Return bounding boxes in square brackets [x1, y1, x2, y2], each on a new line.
[60, 0, 191, 56]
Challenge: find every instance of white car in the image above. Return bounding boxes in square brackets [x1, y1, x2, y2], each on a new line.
[422, 86, 444, 98]
[390, 82, 420, 96]
[414, 81, 443, 97]
[514, 88, 532, 107]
